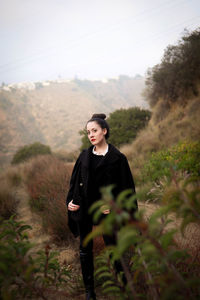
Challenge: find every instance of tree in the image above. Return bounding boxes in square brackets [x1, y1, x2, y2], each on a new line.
[145, 28, 200, 107]
[11, 142, 51, 164]
[79, 107, 151, 150]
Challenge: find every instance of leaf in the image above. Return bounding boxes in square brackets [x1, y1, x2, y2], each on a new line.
[102, 280, 114, 288]
[103, 286, 120, 294]
[98, 271, 113, 279]
[94, 265, 109, 276]
[83, 225, 104, 247]
[160, 229, 177, 249]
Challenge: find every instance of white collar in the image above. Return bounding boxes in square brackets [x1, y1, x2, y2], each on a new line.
[92, 144, 109, 156]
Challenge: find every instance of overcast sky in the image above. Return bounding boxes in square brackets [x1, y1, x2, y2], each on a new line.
[0, 0, 200, 84]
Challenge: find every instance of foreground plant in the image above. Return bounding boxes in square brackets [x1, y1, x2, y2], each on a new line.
[0, 216, 71, 299]
[85, 179, 200, 299]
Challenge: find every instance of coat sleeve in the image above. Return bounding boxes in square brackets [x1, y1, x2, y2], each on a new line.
[65, 153, 83, 237]
[66, 153, 81, 206]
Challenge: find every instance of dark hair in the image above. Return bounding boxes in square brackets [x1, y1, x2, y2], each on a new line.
[87, 113, 110, 139]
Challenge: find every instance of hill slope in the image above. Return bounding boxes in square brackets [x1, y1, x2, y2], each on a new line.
[0, 76, 146, 166]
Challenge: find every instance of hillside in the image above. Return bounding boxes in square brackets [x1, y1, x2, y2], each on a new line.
[0, 75, 146, 166]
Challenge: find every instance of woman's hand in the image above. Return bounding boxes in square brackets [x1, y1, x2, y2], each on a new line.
[68, 200, 80, 211]
[100, 205, 110, 214]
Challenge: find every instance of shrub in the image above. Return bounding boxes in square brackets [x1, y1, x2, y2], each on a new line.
[25, 155, 73, 242]
[80, 107, 151, 149]
[0, 166, 23, 220]
[146, 28, 200, 107]
[11, 142, 51, 165]
[85, 178, 200, 299]
[0, 216, 71, 299]
[140, 141, 200, 184]
[0, 181, 18, 220]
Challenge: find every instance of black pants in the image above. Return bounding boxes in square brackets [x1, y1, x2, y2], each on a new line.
[78, 217, 124, 292]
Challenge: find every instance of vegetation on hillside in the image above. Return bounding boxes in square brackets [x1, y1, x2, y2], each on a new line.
[80, 107, 151, 149]
[0, 28, 200, 299]
[87, 173, 200, 299]
[0, 76, 146, 167]
[146, 28, 200, 107]
[0, 216, 72, 300]
[11, 142, 52, 164]
[24, 155, 73, 242]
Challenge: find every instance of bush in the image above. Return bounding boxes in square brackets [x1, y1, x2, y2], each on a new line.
[80, 107, 151, 149]
[25, 155, 73, 241]
[0, 166, 22, 220]
[140, 141, 200, 184]
[0, 216, 71, 299]
[0, 182, 18, 220]
[11, 142, 51, 165]
[146, 28, 200, 107]
[86, 178, 200, 299]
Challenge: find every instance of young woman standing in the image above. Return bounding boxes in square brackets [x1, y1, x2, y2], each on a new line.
[66, 113, 137, 300]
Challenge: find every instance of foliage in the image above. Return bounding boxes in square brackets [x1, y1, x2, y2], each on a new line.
[141, 141, 200, 185]
[86, 177, 200, 299]
[0, 183, 18, 220]
[80, 107, 151, 149]
[0, 166, 22, 220]
[11, 142, 51, 165]
[146, 28, 200, 107]
[25, 155, 73, 241]
[0, 216, 71, 300]
[79, 128, 91, 150]
[108, 108, 151, 148]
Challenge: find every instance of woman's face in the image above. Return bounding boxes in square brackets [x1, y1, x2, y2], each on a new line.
[87, 121, 107, 146]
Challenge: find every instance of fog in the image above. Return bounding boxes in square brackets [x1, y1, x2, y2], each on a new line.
[0, 0, 200, 84]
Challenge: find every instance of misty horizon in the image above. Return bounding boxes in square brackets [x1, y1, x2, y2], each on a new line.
[1, 0, 200, 84]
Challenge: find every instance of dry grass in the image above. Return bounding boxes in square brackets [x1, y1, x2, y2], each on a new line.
[139, 201, 200, 261]
[24, 155, 74, 242]
[53, 150, 79, 163]
[0, 165, 24, 219]
[121, 96, 200, 183]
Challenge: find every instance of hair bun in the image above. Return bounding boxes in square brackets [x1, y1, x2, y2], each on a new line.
[92, 113, 106, 120]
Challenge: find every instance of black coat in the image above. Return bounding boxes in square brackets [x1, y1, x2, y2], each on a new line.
[66, 144, 137, 237]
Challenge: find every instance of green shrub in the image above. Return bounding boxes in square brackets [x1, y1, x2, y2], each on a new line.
[11, 142, 51, 165]
[0, 216, 71, 299]
[140, 141, 200, 184]
[146, 28, 200, 107]
[85, 178, 200, 299]
[80, 107, 151, 149]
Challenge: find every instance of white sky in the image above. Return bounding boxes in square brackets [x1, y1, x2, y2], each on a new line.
[0, 0, 200, 84]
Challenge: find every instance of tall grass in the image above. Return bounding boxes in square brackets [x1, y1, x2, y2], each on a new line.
[0, 165, 23, 219]
[24, 155, 73, 242]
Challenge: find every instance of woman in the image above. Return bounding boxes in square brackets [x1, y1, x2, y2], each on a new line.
[66, 113, 137, 300]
